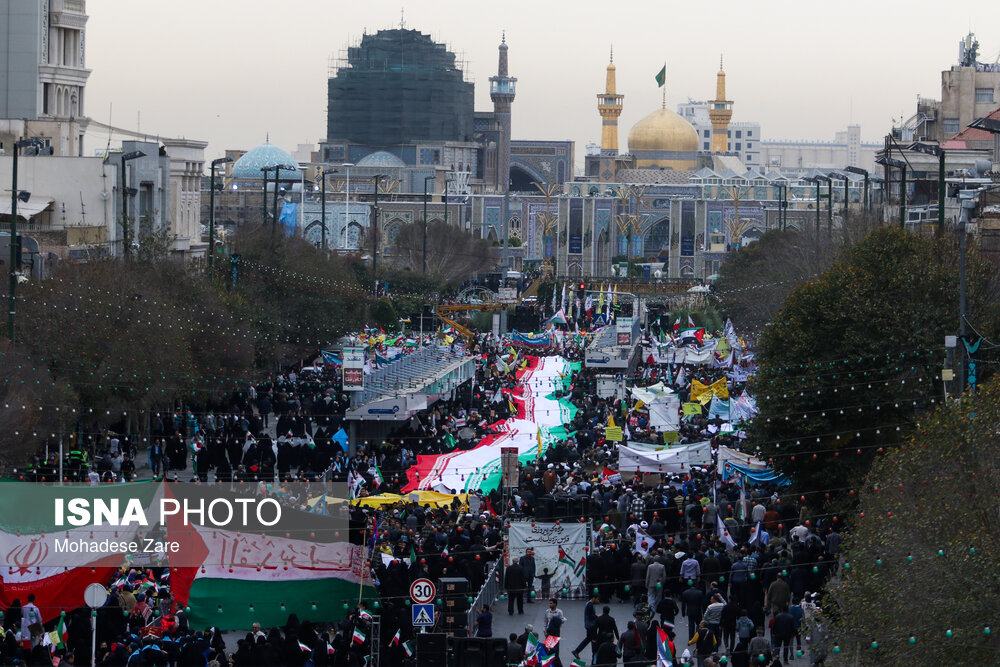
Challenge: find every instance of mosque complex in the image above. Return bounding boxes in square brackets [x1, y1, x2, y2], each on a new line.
[210, 28, 875, 281]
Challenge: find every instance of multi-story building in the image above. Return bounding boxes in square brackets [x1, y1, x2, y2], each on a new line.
[896, 33, 1000, 143]
[677, 101, 762, 169]
[0, 0, 90, 157]
[759, 126, 880, 174]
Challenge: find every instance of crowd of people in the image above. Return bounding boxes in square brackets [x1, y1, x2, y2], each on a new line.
[5, 299, 845, 666]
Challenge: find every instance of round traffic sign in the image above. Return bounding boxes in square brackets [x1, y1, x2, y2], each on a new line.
[410, 578, 435, 604]
[84, 583, 107, 608]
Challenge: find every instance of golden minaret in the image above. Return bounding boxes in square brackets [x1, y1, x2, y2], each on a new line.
[708, 55, 733, 153]
[598, 47, 625, 154]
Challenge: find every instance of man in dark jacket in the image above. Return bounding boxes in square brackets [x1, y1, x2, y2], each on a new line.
[771, 606, 796, 662]
[505, 560, 527, 615]
[593, 632, 620, 666]
[571, 593, 600, 660]
[681, 582, 705, 638]
[618, 620, 644, 667]
[506, 633, 524, 664]
[595, 606, 620, 642]
[519, 550, 537, 602]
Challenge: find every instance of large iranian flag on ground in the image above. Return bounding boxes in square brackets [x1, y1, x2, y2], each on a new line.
[402, 356, 580, 493]
[164, 484, 374, 630]
[0, 480, 159, 622]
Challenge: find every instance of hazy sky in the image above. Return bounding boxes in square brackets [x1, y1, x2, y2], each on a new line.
[83, 0, 1000, 163]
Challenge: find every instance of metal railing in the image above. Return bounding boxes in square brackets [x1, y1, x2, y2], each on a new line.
[466, 557, 504, 635]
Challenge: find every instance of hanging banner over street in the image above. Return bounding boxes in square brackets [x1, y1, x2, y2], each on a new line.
[508, 520, 589, 600]
[617, 442, 712, 474]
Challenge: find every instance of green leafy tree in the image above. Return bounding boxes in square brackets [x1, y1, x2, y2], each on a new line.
[749, 227, 1000, 505]
[824, 377, 1000, 663]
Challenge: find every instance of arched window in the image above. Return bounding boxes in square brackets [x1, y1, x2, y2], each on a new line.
[508, 215, 521, 241]
[345, 222, 363, 250]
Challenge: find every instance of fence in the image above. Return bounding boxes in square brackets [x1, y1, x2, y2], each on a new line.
[466, 557, 504, 635]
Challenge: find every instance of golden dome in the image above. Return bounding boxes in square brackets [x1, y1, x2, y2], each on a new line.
[628, 108, 699, 154]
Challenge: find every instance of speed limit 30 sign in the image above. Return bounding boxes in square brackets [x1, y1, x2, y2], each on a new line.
[410, 578, 435, 604]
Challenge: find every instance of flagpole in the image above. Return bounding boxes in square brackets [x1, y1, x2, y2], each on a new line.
[661, 61, 666, 109]
[358, 524, 368, 605]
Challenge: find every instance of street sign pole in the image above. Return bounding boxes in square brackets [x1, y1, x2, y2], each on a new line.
[84, 583, 107, 667]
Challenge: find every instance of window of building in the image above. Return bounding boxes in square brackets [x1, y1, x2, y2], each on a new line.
[747, 130, 753, 137]
[703, 142, 710, 150]
[727, 130, 731, 137]
[735, 130, 742, 138]
[942, 118, 960, 135]
[735, 143, 741, 151]
[509, 215, 522, 240]
[703, 130, 710, 138]
[975, 88, 995, 103]
[746, 142, 752, 149]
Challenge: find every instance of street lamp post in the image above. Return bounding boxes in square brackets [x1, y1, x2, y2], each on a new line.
[261, 166, 273, 224]
[342, 162, 354, 251]
[208, 156, 233, 267]
[443, 179, 453, 226]
[816, 174, 833, 237]
[836, 173, 849, 222]
[319, 167, 326, 250]
[273, 168, 281, 228]
[773, 182, 788, 230]
[803, 177, 820, 236]
[120, 150, 146, 259]
[371, 174, 388, 289]
[845, 166, 870, 216]
[422, 175, 435, 275]
[908, 142, 947, 234]
[8, 138, 45, 342]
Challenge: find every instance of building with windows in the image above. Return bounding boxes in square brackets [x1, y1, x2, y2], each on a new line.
[758, 125, 880, 174]
[677, 101, 762, 169]
[0, 0, 90, 157]
[896, 33, 1000, 144]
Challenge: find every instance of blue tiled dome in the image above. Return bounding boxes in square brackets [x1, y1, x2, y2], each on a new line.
[230, 142, 302, 179]
[356, 150, 407, 168]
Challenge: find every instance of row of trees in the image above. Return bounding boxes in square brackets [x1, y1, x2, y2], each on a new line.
[0, 221, 494, 465]
[721, 225, 1000, 506]
[717, 220, 1000, 662]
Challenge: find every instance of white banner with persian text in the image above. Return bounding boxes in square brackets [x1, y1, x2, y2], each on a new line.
[507, 521, 589, 599]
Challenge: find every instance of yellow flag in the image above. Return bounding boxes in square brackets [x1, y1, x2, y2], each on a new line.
[537, 427, 543, 456]
[608, 413, 617, 428]
[710, 378, 730, 400]
[634, 400, 645, 411]
[690, 379, 712, 404]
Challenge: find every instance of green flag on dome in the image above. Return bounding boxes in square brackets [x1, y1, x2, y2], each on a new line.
[655, 64, 666, 87]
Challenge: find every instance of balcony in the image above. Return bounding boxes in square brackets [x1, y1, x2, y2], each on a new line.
[490, 80, 516, 96]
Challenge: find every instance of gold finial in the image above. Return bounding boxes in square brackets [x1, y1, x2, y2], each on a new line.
[610, 45, 614, 63]
[719, 54, 724, 71]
